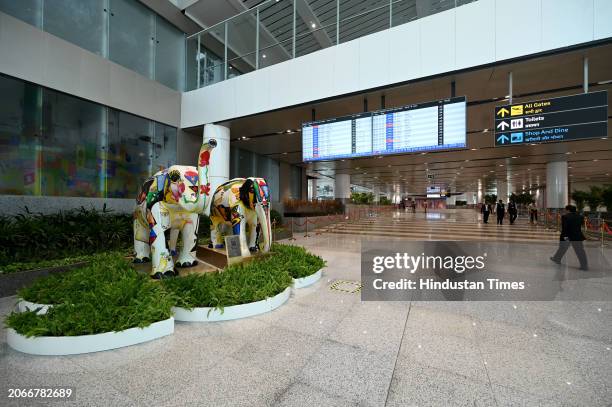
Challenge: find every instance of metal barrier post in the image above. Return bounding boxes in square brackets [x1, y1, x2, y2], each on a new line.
[289, 217, 296, 241]
[304, 216, 310, 237]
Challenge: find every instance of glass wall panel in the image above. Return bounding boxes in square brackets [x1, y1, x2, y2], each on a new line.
[391, 0, 417, 27]
[339, 0, 389, 44]
[185, 37, 198, 91]
[109, 0, 155, 79]
[43, 0, 107, 56]
[40, 89, 106, 197]
[107, 110, 154, 198]
[155, 15, 185, 90]
[0, 75, 42, 195]
[230, 147, 280, 202]
[226, 10, 257, 74]
[258, 0, 293, 66]
[295, 0, 337, 57]
[198, 24, 226, 86]
[290, 165, 302, 199]
[0, 0, 42, 28]
[153, 122, 177, 172]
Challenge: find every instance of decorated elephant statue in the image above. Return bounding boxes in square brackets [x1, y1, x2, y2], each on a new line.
[209, 177, 272, 254]
[133, 139, 217, 279]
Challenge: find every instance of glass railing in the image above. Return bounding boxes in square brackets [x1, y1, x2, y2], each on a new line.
[185, 0, 477, 91]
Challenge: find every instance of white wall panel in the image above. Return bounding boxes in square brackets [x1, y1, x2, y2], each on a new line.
[495, 0, 542, 61]
[420, 10, 455, 76]
[182, 0, 607, 127]
[388, 19, 421, 84]
[594, 0, 612, 40]
[358, 29, 391, 90]
[0, 11, 181, 127]
[333, 40, 359, 95]
[456, 0, 495, 69]
[542, 0, 593, 50]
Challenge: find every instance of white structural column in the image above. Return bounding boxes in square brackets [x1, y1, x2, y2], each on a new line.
[546, 161, 568, 209]
[334, 174, 351, 201]
[203, 124, 230, 212]
[497, 181, 508, 201]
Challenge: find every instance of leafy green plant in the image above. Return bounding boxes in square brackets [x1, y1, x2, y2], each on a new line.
[484, 194, 497, 205]
[271, 243, 326, 279]
[0, 249, 131, 275]
[351, 192, 374, 205]
[602, 185, 612, 213]
[585, 186, 603, 212]
[162, 254, 293, 309]
[379, 196, 393, 205]
[572, 190, 589, 212]
[0, 206, 132, 267]
[6, 254, 174, 337]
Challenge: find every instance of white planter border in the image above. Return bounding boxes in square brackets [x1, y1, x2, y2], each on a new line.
[7, 317, 174, 356]
[18, 299, 53, 315]
[293, 269, 323, 289]
[173, 286, 290, 322]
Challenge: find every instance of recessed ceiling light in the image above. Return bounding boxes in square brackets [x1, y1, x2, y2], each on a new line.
[470, 148, 478, 151]
[311, 22, 316, 28]
[511, 156, 518, 159]
[482, 129, 489, 133]
[262, 54, 267, 58]
[282, 152, 288, 155]
[593, 159, 598, 162]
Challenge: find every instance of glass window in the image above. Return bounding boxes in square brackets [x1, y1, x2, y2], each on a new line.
[339, 0, 389, 44]
[107, 110, 154, 198]
[0, 75, 42, 195]
[198, 24, 226, 86]
[0, 0, 42, 28]
[155, 15, 185, 90]
[290, 165, 301, 199]
[295, 0, 337, 58]
[43, 0, 107, 56]
[109, 0, 155, 79]
[40, 89, 106, 197]
[185, 37, 198, 91]
[152, 122, 176, 172]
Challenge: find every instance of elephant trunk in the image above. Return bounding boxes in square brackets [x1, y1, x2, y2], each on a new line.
[196, 139, 217, 212]
[255, 203, 272, 252]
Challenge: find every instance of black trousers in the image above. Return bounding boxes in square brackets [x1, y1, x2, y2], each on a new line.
[497, 214, 504, 224]
[509, 212, 517, 224]
[530, 210, 538, 223]
[552, 240, 588, 269]
[483, 212, 489, 223]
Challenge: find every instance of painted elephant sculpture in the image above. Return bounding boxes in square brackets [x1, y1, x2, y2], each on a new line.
[209, 177, 272, 254]
[133, 139, 216, 279]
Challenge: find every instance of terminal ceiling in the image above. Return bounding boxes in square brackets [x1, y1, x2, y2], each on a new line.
[195, 42, 612, 194]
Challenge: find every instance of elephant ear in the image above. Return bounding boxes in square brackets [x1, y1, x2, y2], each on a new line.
[239, 179, 254, 207]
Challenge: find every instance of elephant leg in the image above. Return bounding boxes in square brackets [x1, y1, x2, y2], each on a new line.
[133, 219, 151, 263]
[176, 213, 198, 267]
[210, 215, 225, 249]
[245, 209, 258, 252]
[168, 228, 180, 257]
[233, 205, 250, 256]
[149, 203, 175, 279]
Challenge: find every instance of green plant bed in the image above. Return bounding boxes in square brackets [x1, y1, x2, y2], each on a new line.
[0, 249, 131, 275]
[6, 255, 174, 337]
[271, 244, 326, 279]
[161, 254, 293, 309]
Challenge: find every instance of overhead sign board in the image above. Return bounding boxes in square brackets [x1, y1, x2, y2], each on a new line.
[494, 91, 607, 146]
[302, 96, 467, 161]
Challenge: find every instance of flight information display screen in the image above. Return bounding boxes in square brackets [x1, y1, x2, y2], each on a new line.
[302, 96, 466, 161]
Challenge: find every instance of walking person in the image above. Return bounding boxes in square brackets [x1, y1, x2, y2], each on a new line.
[528, 202, 538, 224]
[550, 205, 588, 270]
[508, 200, 518, 225]
[496, 200, 505, 225]
[481, 202, 491, 224]
[411, 200, 416, 213]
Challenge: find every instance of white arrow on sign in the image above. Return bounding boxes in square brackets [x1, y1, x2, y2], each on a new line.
[497, 121, 509, 130]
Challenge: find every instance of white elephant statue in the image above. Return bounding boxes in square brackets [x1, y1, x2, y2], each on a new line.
[133, 139, 216, 279]
[209, 177, 272, 255]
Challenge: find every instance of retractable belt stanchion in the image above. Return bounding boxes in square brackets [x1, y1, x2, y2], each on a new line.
[304, 216, 310, 238]
[288, 217, 296, 241]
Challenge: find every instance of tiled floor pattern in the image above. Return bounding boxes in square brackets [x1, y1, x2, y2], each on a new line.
[1, 210, 610, 406]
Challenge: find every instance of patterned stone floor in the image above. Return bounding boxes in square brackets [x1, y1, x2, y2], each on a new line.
[1, 209, 610, 406]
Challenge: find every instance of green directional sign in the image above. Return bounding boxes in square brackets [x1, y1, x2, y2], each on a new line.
[494, 91, 608, 147]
